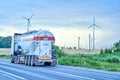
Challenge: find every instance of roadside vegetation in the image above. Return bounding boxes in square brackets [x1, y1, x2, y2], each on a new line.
[57, 40, 120, 72]
[58, 53, 120, 71]
[0, 40, 120, 72]
[0, 54, 10, 59]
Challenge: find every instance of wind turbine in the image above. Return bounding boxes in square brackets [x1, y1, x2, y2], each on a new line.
[22, 14, 34, 32]
[88, 18, 101, 50]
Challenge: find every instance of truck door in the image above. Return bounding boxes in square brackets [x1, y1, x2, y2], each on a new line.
[39, 41, 51, 60]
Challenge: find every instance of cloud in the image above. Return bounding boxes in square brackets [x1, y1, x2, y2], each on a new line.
[0, 24, 118, 49]
[0, 0, 119, 49]
[0, 25, 24, 36]
[31, 25, 116, 49]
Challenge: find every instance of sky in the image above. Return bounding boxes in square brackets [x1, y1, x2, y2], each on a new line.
[0, 0, 120, 49]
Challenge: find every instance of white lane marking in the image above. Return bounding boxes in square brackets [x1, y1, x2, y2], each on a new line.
[0, 65, 58, 80]
[1, 61, 120, 76]
[0, 62, 95, 80]
[38, 68, 95, 80]
[0, 69, 25, 80]
[1, 73, 17, 80]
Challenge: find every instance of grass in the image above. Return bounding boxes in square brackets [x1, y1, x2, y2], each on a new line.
[0, 48, 10, 55]
[0, 55, 10, 59]
[58, 52, 120, 72]
[0, 48, 10, 59]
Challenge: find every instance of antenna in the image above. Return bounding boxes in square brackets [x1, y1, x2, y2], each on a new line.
[88, 18, 101, 50]
[22, 14, 34, 32]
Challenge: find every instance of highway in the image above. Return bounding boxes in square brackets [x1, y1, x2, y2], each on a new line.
[0, 59, 120, 80]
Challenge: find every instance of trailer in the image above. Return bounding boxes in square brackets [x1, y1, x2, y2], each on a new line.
[10, 30, 57, 66]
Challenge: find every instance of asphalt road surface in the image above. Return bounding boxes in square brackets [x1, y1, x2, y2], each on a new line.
[0, 59, 120, 80]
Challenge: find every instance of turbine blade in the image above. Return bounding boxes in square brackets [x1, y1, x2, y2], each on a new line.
[95, 24, 101, 28]
[29, 14, 35, 19]
[88, 25, 93, 28]
[22, 17, 28, 20]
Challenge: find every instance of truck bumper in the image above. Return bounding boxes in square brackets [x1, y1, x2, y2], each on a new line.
[34, 59, 57, 66]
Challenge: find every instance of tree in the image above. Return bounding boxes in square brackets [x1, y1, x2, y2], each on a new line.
[0, 36, 3, 48]
[100, 48, 104, 54]
[52, 45, 66, 57]
[1, 36, 12, 48]
[113, 40, 120, 52]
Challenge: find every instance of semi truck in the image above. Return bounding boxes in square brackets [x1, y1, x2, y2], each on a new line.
[10, 30, 57, 66]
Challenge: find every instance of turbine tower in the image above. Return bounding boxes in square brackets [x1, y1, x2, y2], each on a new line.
[22, 14, 34, 32]
[88, 18, 101, 50]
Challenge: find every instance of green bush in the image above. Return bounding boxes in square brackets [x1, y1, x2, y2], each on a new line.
[52, 45, 66, 57]
[113, 40, 120, 52]
[57, 49, 66, 57]
[58, 53, 120, 72]
[58, 56, 72, 65]
[58, 40, 120, 72]
[99, 56, 120, 63]
[78, 54, 92, 58]
[104, 48, 112, 54]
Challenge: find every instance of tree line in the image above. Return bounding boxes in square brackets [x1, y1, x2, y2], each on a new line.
[100, 40, 120, 54]
[0, 36, 12, 48]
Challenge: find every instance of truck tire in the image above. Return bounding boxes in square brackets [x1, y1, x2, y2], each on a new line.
[30, 56, 35, 66]
[16, 57, 20, 64]
[25, 56, 28, 65]
[14, 56, 19, 64]
[28, 55, 31, 66]
[11, 59, 14, 63]
[10, 55, 14, 63]
[51, 59, 57, 66]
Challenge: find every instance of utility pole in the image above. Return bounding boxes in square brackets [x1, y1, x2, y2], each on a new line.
[78, 37, 80, 49]
[89, 34, 91, 52]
